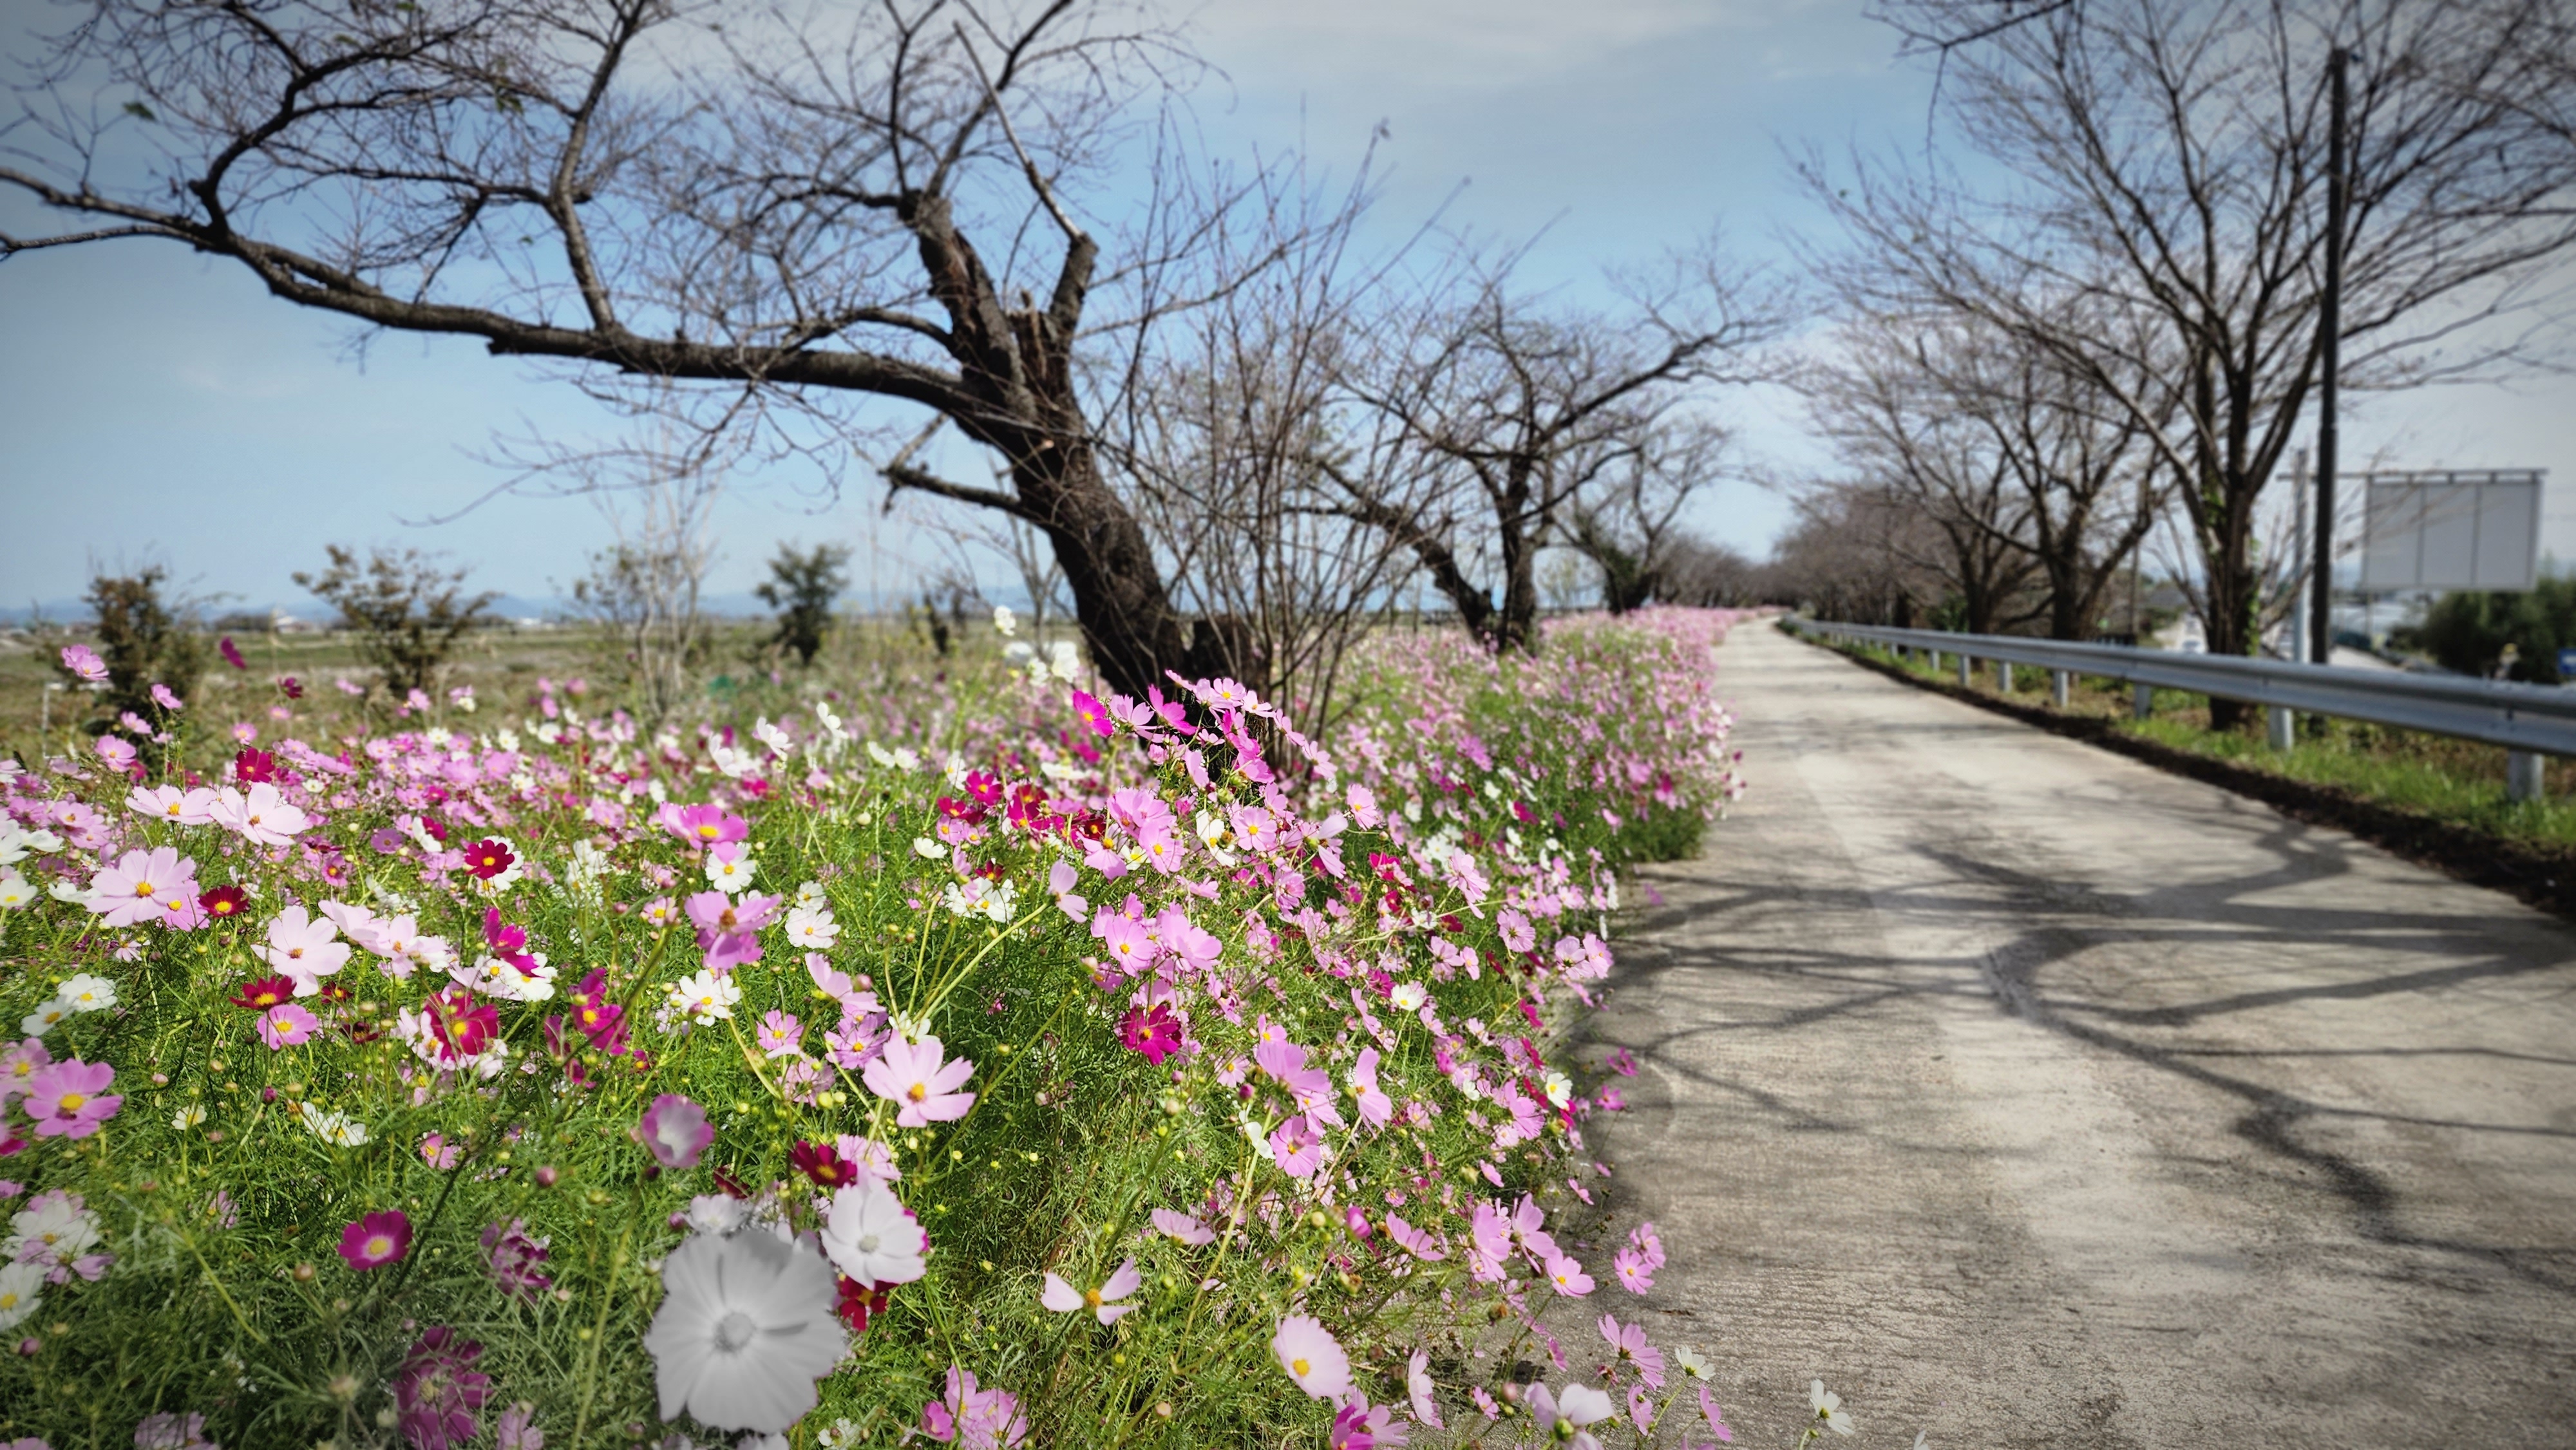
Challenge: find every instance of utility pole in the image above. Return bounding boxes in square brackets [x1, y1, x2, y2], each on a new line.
[2290, 447, 2311, 663]
[2311, 46, 2349, 668]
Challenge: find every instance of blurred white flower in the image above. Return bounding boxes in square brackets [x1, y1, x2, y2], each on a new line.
[1810, 1380, 1855, 1436]
[818, 1178, 928, 1287]
[643, 1229, 846, 1433]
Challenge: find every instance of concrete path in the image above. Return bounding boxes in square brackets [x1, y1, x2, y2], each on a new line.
[1587, 620, 2576, 1449]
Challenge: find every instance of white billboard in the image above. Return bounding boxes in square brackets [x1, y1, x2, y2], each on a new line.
[2358, 471, 2543, 591]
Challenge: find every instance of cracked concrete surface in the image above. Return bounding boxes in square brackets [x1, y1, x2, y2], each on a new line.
[1583, 620, 2576, 1447]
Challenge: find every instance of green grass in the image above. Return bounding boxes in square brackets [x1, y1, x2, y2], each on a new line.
[1833, 637, 2576, 851]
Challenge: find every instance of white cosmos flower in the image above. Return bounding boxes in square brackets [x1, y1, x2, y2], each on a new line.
[643, 1229, 846, 1433]
[706, 852, 758, 896]
[668, 970, 743, 1020]
[1810, 1380, 1855, 1436]
[171, 1104, 206, 1129]
[818, 1178, 928, 1287]
[0, 871, 37, 912]
[296, 1102, 370, 1147]
[686, 1193, 750, 1237]
[0, 1261, 44, 1332]
[1672, 1345, 1712, 1380]
[19, 998, 73, 1037]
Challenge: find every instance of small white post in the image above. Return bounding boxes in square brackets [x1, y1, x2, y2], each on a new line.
[1958, 654, 1973, 687]
[1995, 659, 2012, 692]
[2051, 670, 2072, 708]
[2268, 706, 2295, 751]
[2507, 751, 2546, 803]
[2132, 682, 2155, 720]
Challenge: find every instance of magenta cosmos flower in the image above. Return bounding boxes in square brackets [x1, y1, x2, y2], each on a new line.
[658, 802, 748, 851]
[339, 1210, 413, 1271]
[395, 1326, 491, 1450]
[861, 1036, 976, 1127]
[1117, 1003, 1182, 1064]
[87, 847, 199, 930]
[1267, 1115, 1323, 1178]
[21, 1059, 119, 1139]
[639, 1093, 714, 1169]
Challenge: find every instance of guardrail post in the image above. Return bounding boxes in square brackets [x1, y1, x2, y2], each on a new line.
[2508, 751, 2546, 804]
[2267, 706, 2295, 752]
[2132, 682, 2154, 720]
[2051, 670, 2071, 708]
[1995, 659, 2012, 692]
[1957, 654, 1972, 687]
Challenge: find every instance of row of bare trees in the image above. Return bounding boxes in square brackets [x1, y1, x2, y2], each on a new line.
[1, 0, 1773, 733]
[1781, 0, 2576, 725]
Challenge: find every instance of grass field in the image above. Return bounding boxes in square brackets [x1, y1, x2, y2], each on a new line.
[1842, 637, 2576, 850]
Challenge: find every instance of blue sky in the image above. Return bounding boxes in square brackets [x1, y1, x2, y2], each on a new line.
[3, 0, 2570, 614]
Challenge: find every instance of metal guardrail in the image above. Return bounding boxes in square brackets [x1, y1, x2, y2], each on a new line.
[1781, 619, 2576, 782]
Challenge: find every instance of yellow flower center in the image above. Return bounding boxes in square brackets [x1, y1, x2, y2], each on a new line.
[365, 1235, 395, 1259]
[1084, 1288, 1103, 1309]
[1291, 1357, 1311, 1377]
[133, 880, 156, 897]
[58, 1092, 86, 1111]
[906, 1082, 928, 1104]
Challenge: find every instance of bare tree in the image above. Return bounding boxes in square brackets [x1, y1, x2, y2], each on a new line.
[1801, 318, 2046, 634]
[1656, 534, 1772, 608]
[569, 466, 719, 726]
[1558, 417, 1730, 614]
[0, 0, 1303, 701]
[1323, 241, 1783, 652]
[1101, 150, 1417, 728]
[1812, 0, 2576, 720]
[1765, 482, 1951, 625]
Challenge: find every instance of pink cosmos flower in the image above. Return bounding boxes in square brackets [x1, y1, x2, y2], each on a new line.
[1385, 1212, 1446, 1262]
[218, 636, 247, 670]
[1117, 1003, 1183, 1064]
[132, 1411, 213, 1449]
[1151, 1207, 1215, 1245]
[256, 905, 350, 995]
[756, 1010, 804, 1059]
[94, 735, 138, 771]
[87, 846, 198, 929]
[1613, 1246, 1656, 1293]
[1040, 1256, 1141, 1325]
[420, 1133, 464, 1170]
[151, 682, 184, 711]
[59, 644, 108, 684]
[1271, 1314, 1350, 1399]
[658, 802, 748, 850]
[1267, 1115, 1323, 1178]
[1599, 1314, 1665, 1388]
[862, 1035, 976, 1127]
[1328, 1404, 1375, 1450]
[1, 1040, 52, 1104]
[21, 1059, 118, 1138]
[209, 782, 308, 845]
[920, 1365, 1028, 1449]
[395, 1326, 491, 1450]
[639, 1094, 714, 1169]
[1630, 1384, 1656, 1436]
[339, 1209, 413, 1270]
[1543, 1251, 1595, 1297]
[1349, 1047, 1393, 1128]
[1407, 1349, 1443, 1429]
[1255, 1039, 1341, 1127]
[258, 1003, 321, 1050]
[1698, 1385, 1734, 1442]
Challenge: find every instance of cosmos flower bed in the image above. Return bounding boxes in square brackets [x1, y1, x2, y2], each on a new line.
[0, 608, 1765, 1450]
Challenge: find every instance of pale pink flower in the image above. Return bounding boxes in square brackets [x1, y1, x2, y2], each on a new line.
[1543, 1252, 1595, 1297]
[256, 905, 350, 996]
[919, 1365, 1028, 1448]
[1040, 1256, 1141, 1325]
[861, 1035, 975, 1126]
[150, 683, 184, 711]
[1151, 1207, 1215, 1246]
[209, 782, 308, 845]
[1528, 1382, 1615, 1450]
[93, 736, 137, 771]
[1271, 1315, 1350, 1399]
[1348, 1047, 1393, 1128]
[1385, 1212, 1446, 1262]
[1267, 1115, 1323, 1178]
[1599, 1313, 1665, 1388]
[86, 847, 197, 929]
[59, 645, 107, 684]
[1407, 1349, 1443, 1428]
